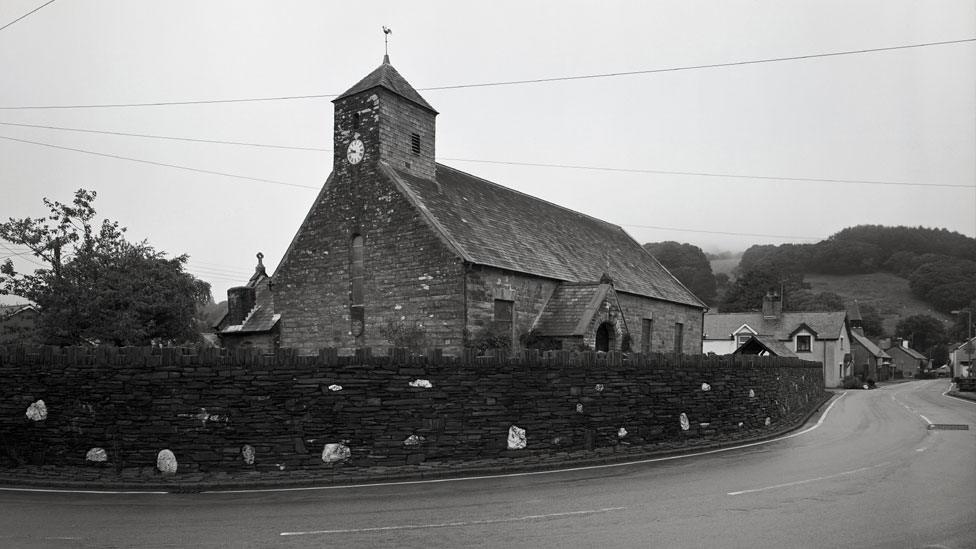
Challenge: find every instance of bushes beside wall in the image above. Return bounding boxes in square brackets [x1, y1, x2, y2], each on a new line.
[0, 346, 825, 474]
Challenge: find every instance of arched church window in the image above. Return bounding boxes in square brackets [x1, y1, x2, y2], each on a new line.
[350, 235, 364, 337]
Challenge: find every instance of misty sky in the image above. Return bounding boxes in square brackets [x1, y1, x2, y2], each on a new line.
[1, 1, 974, 303]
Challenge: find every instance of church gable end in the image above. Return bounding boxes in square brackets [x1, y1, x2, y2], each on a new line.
[273, 164, 464, 354]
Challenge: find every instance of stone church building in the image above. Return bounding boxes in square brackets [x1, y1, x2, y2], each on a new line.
[218, 56, 706, 356]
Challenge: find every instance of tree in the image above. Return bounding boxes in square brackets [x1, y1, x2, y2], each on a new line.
[643, 241, 717, 304]
[719, 266, 805, 313]
[894, 314, 947, 357]
[0, 189, 211, 346]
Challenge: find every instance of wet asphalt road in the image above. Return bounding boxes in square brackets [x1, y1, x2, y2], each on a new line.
[1, 379, 973, 548]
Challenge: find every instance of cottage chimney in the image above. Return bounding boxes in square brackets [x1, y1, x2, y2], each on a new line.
[227, 286, 256, 325]
[762, 291, 782, 319]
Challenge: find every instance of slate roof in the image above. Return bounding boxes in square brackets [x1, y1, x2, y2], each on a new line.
[704, 311, 848, 341]
[384, 164, 705, 308]
[217, 261, 280, 335]
[732, 335, 798, 358]
[851, 331, 890, 359]
[534, 283, 611, 337]
[887, 344, 926, 361]
[334, 56, 438, 114]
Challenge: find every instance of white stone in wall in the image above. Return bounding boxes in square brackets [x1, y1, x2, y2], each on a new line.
[595, 384, 605, 392]
[576, 403, 583, 413]
[403, 435, 425, 446]
[701, 382, 711, 391]
[507, 425, 526, 450]
[765, 417, 771, 426]
[679, 413, 690, 431]
[85, 448, 107, 462]
[749, 389, 756, 398]
[328, 384, 343, 392]
[409, 379, 432, 389]
[617, 427, 628, 438]
[242, 444, 255, 465]
[156, 449, 178, 474]
[25, 400, 47, 421]
[322, 443, 351, 464]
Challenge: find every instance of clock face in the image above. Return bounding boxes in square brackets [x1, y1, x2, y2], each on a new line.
[346, 139, 365, 165]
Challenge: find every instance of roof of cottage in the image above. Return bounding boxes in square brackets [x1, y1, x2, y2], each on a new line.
[851, 331, 890, 359]
[384, 164, 706, 308]
[887, 344, 926, 360]
[334, 56, 438, 114]
[704, 311, 849, 341]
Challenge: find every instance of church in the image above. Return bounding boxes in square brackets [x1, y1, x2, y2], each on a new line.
[217, 55, 706, 356]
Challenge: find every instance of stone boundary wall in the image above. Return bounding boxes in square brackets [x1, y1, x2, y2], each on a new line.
[0, 346, 825, 474]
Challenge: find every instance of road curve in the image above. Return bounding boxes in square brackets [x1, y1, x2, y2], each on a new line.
[0, 379, 973, 548]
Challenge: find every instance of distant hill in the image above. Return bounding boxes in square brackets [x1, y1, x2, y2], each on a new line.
[804, 273, 951, 335]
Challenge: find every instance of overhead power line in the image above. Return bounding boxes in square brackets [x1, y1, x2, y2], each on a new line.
[1, 38, 972, 110]
[0, 0, 57, 33]
[0, 135, 321, 190]
[442, 158, 975, 190]
[0, 121, 330, 151]
[2, 132, 972, 193]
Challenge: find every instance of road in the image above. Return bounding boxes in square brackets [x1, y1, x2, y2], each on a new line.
[1, 379, 973, 548]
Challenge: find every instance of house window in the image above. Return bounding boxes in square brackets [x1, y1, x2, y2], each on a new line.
[350, 235, 365, 337]
[493, 299, 513, 336]
[641, 318, 653, 353]
[411, 133, 421, 155]
[674, 322, 684, 354]
[737, 334, 753, 346]
[796, 334, 812, 353]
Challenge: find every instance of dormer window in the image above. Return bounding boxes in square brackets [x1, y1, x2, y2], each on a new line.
[411, 133, 421, 155]
[796, 334, 812, 353]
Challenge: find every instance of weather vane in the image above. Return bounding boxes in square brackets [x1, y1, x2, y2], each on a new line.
[382, 26, 392, 57]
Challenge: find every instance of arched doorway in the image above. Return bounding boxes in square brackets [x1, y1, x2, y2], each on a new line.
[595, 322, 614, 352]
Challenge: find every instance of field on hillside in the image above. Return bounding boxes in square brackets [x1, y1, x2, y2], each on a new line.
[805, 272, 951, 335]
[709, 258, 740, 276]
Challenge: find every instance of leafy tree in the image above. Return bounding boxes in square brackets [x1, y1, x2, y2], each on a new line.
[643, 241, 717, 304]
[0, 189, 211, 346]
[719, 266, 804, 313]
[894, 314, 947, 357]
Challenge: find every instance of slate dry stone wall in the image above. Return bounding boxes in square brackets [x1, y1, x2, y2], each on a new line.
[0, 346, 825, 475]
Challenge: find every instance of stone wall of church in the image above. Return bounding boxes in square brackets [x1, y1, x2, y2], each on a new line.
[273, 169, 465, 355]
[464, 265, 560, 351]
[617, 293, 704, 355]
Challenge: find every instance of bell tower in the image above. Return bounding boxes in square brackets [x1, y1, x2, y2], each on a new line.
[332, 55, 438, 180]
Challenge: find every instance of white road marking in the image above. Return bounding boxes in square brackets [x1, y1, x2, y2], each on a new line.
[727, 462, 891, 496]
[916, 448, 927, 452]
[943, 382, 976, 404]
[280, 506, 627, 536]
[919, 414, 933, 425]
[0, 487, 168, 495]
